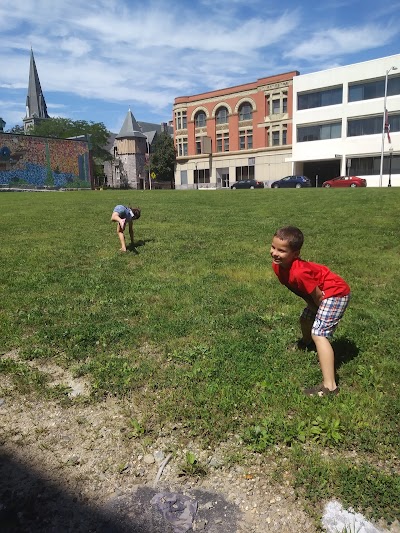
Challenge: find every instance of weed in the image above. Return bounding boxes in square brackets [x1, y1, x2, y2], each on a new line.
[178, 451, 208, 478]
[127, 418, 145, 438]
[243, 415, 343, 449]
[308, 416, 343, 446]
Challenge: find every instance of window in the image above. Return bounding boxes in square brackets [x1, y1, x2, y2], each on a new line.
[298, 87, 342, 110]
[235, 166, 255, 180]
[224, 135, 229, 152]
[272, 99, 280, 114]
[349, 77, 400, 102]
[247, 131, 253, 149]
[272, 131, 280, 146]
[282, 128, 287, 145]
[239, 129, 252, 150]
[282, 98, 287, 113]
[176, 137, 188, 157]
[216, 132, 229, 152]
[348, 113, 400, 137]
[239, 132, 245, 150]
[297, 122, 341, 142]
[195, 111, 207, 127]
[238, 102, 253, 121]
[194, 168, 210, 184]
[349, 155, 400, 175]
[196, 136, 202, 154]
[216, 107, 229, 124]
[175, 110, 187, 130]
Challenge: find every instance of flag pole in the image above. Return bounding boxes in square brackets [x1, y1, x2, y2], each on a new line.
[379, 66, 397, 187]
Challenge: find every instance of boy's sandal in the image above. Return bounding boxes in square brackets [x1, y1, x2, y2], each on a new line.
[288, 339, 316, 352]
[303, 384, 339, 397]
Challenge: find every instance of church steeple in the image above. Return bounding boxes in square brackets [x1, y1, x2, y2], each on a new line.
[23, 49, 49, 132]
[116, 109, 146, 139]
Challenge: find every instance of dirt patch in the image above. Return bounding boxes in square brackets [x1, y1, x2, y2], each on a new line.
[0, 352, 397, 532]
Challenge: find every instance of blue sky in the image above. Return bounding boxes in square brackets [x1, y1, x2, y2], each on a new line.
[1, 0, 399, 133]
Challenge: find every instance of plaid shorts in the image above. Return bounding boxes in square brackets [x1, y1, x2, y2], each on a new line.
[301, 294, 351, 338]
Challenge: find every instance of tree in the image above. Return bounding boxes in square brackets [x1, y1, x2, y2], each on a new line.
[5, 124, 25, 134]
[29, 117, 112, 182]
[149, 132, 176, 187]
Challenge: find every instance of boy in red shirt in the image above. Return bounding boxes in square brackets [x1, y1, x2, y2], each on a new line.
[270, 226, 351, 397]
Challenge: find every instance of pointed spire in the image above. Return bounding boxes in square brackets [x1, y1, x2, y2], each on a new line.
[116, 109, 146, 139]
[25, 49, 49, 119]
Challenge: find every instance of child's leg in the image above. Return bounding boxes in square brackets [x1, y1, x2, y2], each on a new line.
[117, 224, 127, 251]
[306, 295, 350, 395]
[311, 335, 336, 391]
[300, 316, 313, 344]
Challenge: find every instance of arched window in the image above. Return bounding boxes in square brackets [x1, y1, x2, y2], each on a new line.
[238, 102, 253, 121]
[216, 106, 229, 125]
[195, 111, 207, 127]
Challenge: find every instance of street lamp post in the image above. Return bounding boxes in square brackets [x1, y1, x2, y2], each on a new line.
[379, 66, 397, 187]
[147, 140, 152, 191]
[388, 146, 393, 187]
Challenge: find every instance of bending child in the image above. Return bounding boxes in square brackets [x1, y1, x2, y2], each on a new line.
[111, 205, 141, 252]
[270, 226, 351, 397]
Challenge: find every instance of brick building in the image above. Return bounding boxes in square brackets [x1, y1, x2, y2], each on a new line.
[173, 71, 299, 189]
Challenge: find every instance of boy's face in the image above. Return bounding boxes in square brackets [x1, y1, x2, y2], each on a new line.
[270, 236, 299, 268]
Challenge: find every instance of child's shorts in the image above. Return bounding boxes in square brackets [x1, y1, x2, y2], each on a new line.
[301, 294, 351, 338]
[113, 205, 127, 218]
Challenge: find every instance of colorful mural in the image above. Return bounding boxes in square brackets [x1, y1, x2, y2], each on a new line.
[0, 133, 92, 188]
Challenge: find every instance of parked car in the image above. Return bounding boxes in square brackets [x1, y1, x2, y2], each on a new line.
[231, 179, 264, 189]
[270, 175, 311, 188]
[322, 176, 367, 188]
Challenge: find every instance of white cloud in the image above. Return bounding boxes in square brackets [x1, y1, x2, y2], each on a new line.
[60, 38, 92, 57]
[286, 24, 398, 61]
[0, 0, 399, 130]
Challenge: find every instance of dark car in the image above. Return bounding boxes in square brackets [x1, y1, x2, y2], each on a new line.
[231, 179, 264, 189]
[270, 175, 311, 188]
[322, 176, 367, 188]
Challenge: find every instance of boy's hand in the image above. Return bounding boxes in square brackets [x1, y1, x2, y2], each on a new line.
[303, 296, 318, 312]
[310, 286, 324, 307]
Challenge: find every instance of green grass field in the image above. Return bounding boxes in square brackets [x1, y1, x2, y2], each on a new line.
[1, 188, 399, 523]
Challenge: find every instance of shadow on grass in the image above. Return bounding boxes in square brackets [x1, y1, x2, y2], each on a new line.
[332, 337, 359, 370]
[127, 239, 154, 253]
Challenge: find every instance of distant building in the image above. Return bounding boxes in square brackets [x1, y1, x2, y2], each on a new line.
[23, 49, 50, 133]
[0, 118, 5, 132]
[173, 71, 299, 189]
[104, 110, 173, 189]
[290, 54, 400, 187]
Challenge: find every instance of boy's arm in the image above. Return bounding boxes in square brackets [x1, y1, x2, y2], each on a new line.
[300, 287, 324, 312]
[128, 221, 134, 244]
[309, 286, 324, 308]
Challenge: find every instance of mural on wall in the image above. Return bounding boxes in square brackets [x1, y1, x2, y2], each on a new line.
[0, 133, 92, 188]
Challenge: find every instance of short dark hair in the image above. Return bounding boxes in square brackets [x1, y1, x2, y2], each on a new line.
[131, 207, 141, 220]
[274, 226, 304, 251]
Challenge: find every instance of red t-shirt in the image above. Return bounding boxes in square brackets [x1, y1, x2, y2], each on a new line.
[272, 258, 350, 299]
